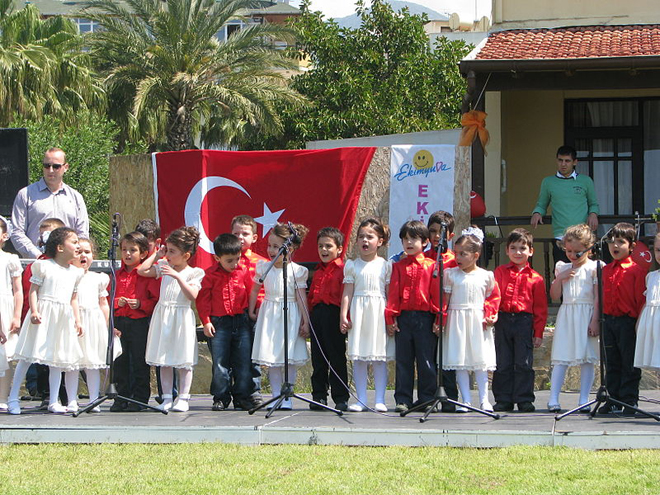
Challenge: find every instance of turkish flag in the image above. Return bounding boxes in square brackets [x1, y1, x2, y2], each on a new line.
[153, 148, 375, 269]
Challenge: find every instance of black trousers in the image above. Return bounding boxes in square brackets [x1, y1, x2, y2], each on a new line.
[603, 314, 641, 406]
[492, 312, 536, 404]
[394, 311, 437, 406]
[310, 304, 349, 404]
[114, 316, 151, 404]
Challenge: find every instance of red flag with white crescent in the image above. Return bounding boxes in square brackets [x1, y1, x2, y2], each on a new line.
[153, 148, 375, 269]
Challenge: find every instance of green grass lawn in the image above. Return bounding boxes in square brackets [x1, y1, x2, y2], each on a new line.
[1, 444, 658, 494]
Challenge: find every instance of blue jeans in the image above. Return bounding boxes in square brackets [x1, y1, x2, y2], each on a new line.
[207, 313, 253, 405]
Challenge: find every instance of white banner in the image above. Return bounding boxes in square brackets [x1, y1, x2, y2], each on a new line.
[388, 145, 455, 257]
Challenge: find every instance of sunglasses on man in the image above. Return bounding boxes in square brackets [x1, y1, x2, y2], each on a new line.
[43, 163, 66, 170]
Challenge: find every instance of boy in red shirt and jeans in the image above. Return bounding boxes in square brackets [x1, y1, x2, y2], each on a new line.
[599, 222, 646, 415]
[493, 228, 548, 413]
[386, 220, 439, 413]
[198, 234, 254, 411]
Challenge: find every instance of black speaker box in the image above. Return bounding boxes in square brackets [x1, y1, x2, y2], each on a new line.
[0, 127, 29, 217]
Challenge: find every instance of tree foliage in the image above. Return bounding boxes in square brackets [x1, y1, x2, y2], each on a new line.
[243, 0, 470, 150]
[84, 0, 306, 151]
[0, 0, 104, 127]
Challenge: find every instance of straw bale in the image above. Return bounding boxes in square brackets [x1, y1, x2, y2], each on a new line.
[109, 154, 155, 235]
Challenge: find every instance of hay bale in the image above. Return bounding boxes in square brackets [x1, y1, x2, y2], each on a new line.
[109, 154, 156, 234]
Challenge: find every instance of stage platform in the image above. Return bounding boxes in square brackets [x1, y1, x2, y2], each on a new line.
[2, 390, 660, 450]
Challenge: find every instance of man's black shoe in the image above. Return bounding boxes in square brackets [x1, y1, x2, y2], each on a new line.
[493, 402, 514, 412]
[110, 400, 127, 412]
[212, 400, 227, 411]
[335, 401, 348, 411]
[125, 402, 146, 412]
[517, 402, 535, 413]
[309, 398, 328, 411]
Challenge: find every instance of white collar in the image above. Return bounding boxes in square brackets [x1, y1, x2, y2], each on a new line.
[556, 170, 578, 180]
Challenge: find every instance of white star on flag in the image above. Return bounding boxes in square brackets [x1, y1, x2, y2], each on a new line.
[255, 202, 285, 238]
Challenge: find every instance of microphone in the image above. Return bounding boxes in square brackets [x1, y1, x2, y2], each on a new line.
[112, 212, 122, 231]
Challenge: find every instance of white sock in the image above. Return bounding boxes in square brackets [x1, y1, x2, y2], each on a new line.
[86, 369, 100, 401]
[372, 361, 388, 405]
[49, 367, 63, 406]
[269, 367, 283, 397]
[0, 369, 12, 403]
[64, 370, 79, 405]
[287, 365, 297, 387]
[352, 360, 368, 406]
[160, 367, 174, 396]
[549, 364, 568, 405]
[456, 370, 472, 404]
[579, 363, 595, 405]
[475, 370, 490, 405]
[177, 368, 193, 396]
[8, 360, 30, 403]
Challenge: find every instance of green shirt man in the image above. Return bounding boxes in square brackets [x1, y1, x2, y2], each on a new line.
[531, 145, 599, 261]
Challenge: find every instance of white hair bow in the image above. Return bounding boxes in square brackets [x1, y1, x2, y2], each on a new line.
[461, 226, 484, 242]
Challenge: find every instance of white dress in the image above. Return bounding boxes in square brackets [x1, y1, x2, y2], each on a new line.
[145, 261, 205, 369]
[442, 267, 497, 371]
[12, 259, 84, 370]
[0, 251, 22, 376]
[634, 270, 660, 369]
[344, 257, 394, 362]
[252, 260, 309, 366]
[551, 260, 600, 366]
[77, 271, 122, 369]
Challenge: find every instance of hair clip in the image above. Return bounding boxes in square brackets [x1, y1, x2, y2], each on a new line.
[461, 227, 484, 242]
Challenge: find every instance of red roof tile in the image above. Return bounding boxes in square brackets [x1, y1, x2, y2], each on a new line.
[475, 25, 660, 60]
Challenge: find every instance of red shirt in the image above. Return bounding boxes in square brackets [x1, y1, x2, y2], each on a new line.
[308, 258, 344, 308]
[197, 263, 252, 323]
[494, 262, 548, 339]
[113, 263, 160, 318]
[425, 247, 458, 268]
[240, 248, 267, 305]
[602, 256, 646, 318]
[385, 253, 439, 325]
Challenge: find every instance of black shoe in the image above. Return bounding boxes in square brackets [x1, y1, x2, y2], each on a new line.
[441, 402, 456, 413]
[621, 406, 639, 416]
[212, 400, 227, 411]
[234, 398, 258, 410]
[335, 401, 348, 411]
[250, 394, 264, 407]
[394, 403, 410, 413]
[39, 398, 49, 411]
[597, 403, 622, 415]
[309, 398, 327, 411]
[125, 402, 146, 412]
[110, 400, 127, 412]
[493, 401, 514, 412]
[154, 396, 165, 405]
[517, 402, 535, 413]
[577, 404, 591, 414]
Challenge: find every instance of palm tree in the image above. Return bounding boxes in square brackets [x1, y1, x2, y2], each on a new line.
[0, 0, 104, 127]
[84, 0, 305, 151]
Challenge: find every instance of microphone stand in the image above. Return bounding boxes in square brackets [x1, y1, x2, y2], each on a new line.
[74, 214, 166, 416]
[555, 238, 659, 421]
[249, 233, 342, 417]
[402, 224, 500, 421]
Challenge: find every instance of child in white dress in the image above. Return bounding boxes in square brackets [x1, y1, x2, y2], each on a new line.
[249, 223, 310, 411]
[72, 238, 117, 413]
[548, 224, 600, 413]
[7, 227, 84, 415]
[140, 226, 204, 412]
[340, 218, 394, 412]
[441, 228, 500, 412]
[634, 232, 660, 370]
[0, 216, 23, 412]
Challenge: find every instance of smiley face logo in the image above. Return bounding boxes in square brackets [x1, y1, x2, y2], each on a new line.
[413, 150, 433, 170]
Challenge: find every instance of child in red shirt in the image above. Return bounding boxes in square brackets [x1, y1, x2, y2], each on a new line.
[386, 220, 439, 412]
[231, 215, 267, 406]
[599, 222, 646, 415]
[308, 227, 348, 411]
[198, 234, 254, 411]
[493, 228, 548, 412]
[111, 231, 160, 412]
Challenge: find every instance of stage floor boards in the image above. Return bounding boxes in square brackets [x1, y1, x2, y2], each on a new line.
[2, 390, 660, 449]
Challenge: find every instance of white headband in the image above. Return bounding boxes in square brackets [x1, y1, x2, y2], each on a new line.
[0, 215, 12, 238]
[461, 226, 484, 243]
